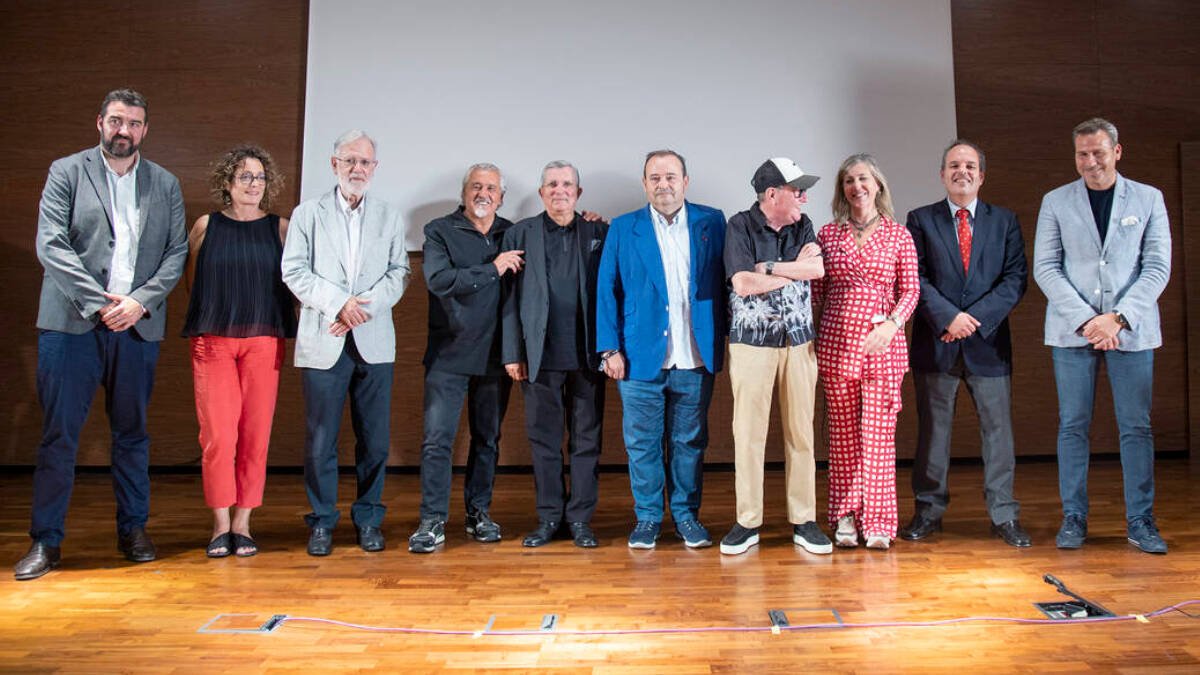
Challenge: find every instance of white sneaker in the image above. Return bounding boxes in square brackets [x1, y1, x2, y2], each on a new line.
[865, 535, 891, 550]
[835, 515, 858, 548]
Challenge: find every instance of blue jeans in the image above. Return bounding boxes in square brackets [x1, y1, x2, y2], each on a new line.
[617, 368, 713, 523]
[31, 328, 160, 546]
[1052, 347, 1155, 520]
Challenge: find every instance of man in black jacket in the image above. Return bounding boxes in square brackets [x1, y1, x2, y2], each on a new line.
[409, 163, 521, 554]
[501, 161, 608, 549]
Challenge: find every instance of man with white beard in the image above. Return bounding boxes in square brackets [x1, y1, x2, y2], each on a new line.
[282, 129, 410, 556]
[409, 163, 522, 553]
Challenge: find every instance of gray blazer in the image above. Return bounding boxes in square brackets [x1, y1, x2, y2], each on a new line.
[281, 188, 410, 369]
[1033, 174, 1171, 351]
[35, 146, 187, 341]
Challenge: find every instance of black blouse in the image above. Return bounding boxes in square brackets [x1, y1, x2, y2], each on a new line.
[182, 211, 297, 338]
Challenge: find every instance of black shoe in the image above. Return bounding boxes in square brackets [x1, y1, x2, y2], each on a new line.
[356, 526, 385, 552]
[1056, 514, 1087, 549]
[408, 519, 446, 554]
[898, 514, 942, 541]
[569, 522, 598, 548]
[522, 521, 561, 547]
[465, 510, 502, 543]
[992, 520, 1032, 548]
[118, 527, 156, 562]
[307, 527, 333, 556]
[14, 542, 61, 581]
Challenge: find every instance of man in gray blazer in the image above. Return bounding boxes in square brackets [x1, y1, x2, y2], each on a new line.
[1033, 117, 1172, 554]
[15, 89, 187, 581]
[281, 129, 410, 556]
[500, 160, 607, 549]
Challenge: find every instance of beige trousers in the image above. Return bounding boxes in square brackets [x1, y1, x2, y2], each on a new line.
[729, 341, 819, 528]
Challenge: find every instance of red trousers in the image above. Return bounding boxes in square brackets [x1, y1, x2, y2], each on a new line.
[823, 374, 903, 539]
[191, 335, 284, 509]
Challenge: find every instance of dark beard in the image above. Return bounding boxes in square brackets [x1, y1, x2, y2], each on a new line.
[103, 134, 138, 158]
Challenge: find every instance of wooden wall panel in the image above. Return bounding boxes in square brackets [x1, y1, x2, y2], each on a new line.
[0, 1, 1194, 468]
[949, 0, 1198, 458]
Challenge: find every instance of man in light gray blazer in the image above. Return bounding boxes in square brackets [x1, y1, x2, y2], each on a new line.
[1033, 117, 1172, 554]
[15, 89, 187, 581]
[282, 129, 409, 556]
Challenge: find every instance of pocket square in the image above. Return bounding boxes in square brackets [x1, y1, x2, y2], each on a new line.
[589, 239, 603, 252]
[1120, 215, 1139, 227]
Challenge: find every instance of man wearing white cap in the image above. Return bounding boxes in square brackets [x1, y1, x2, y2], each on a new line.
[720, 158, 829, 555]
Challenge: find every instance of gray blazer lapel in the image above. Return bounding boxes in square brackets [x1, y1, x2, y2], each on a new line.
[83, 147, 115, 235]
[1069, 179, 1103, 252]
[317, 190, 349, 281]
[1102, 174, 1130, 256]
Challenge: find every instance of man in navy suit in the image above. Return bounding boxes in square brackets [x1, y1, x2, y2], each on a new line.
[596, 150, 726, 550]
[901, 140, 1030, 547]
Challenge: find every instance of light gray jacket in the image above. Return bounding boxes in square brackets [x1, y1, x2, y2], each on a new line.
[35, 146, 187, 341]
[1033, 174, 1171, 351]
[281, 188, 410, 369]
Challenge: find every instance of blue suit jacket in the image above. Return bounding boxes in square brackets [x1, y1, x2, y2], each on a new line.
[596, 202, 727, 381]
[905, 199, 1027, 376]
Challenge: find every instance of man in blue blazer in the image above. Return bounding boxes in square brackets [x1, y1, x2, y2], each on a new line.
[902, 140, 1030, 547]
[1033, 118, 1172, 554]
[596, 149, 726, 549]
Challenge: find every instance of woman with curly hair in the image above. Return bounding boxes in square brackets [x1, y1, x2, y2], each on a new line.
[183, 145, 297, 558]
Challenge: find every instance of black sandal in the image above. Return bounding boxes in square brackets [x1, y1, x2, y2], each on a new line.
[232, 533, 258, 558]
[206, 532, 233, 558]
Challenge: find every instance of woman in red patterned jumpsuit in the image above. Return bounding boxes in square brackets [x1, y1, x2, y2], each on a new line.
[813, 154, 920, 550]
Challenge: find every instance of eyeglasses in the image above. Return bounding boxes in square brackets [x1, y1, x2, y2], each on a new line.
[235, 172, 268, 186]
[334, 156, 378, 170]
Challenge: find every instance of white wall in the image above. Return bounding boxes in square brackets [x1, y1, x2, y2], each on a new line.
[302, 0, 956, 248]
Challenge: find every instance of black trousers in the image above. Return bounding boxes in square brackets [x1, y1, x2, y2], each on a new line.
[521, 368, 605, 523]
[419, 368, 512, 521]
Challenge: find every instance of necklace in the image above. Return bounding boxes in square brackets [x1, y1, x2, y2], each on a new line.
[848, 213, 879, 232]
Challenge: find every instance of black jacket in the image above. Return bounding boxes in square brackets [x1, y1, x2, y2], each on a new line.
[500, 212, 607, 381]
[422, 207, 515, 375]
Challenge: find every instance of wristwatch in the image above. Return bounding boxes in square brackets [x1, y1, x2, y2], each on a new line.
[1114, 312, 1129, 329]
[765, 260, 775, 276]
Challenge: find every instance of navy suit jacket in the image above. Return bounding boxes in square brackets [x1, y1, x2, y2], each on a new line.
[596, 202, 726, 381]
[905, 199, 1027, 376]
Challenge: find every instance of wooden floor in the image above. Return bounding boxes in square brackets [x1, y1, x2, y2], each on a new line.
[1, 459, 1198, 673]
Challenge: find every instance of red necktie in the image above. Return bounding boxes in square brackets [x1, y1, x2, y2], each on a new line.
[956, 208, 972, 273]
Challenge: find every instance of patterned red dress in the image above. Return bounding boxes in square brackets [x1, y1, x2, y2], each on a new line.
[813, 216, 920, 539]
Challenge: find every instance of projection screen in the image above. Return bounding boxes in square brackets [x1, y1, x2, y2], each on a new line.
[302, 0, 957, 248]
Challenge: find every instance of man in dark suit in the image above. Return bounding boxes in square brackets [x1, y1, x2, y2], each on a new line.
[596, 149, 726, 550]
[15, 88, 188, 580]
[901, 140, 1030, 547]
[500, 161, 607, 549]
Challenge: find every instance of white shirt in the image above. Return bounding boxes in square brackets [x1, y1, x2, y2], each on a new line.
[649, 203, 702, 369]
[102, 149, 140, 295]
[946, 197, 978, 243]
[335, 188, 365, 288]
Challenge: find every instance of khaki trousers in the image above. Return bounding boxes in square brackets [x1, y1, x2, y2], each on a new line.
[729, 341, 819, 528]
